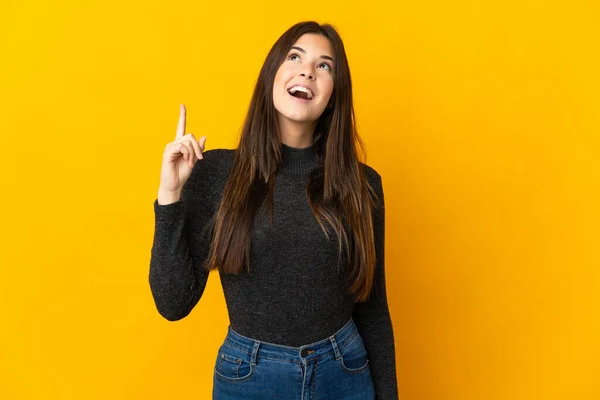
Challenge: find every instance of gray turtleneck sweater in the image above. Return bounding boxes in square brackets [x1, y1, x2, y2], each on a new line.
[149, 143, 399, 399]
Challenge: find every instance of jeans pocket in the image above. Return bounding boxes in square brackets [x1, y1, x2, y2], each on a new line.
[337, 332, 370, 374]
[214, 344, 255, 383]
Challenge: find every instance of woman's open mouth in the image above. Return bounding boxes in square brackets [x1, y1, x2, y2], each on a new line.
[289, 92, 313, 103]
[287, 85, 314, 103]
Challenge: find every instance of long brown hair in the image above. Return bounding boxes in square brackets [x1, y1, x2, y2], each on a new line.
[202, 21, 381, 303]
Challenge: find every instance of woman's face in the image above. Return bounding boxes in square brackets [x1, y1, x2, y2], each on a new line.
[273, 33, 335, 128]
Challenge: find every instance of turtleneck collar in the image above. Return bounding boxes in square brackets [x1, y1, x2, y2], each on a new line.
[280, 141, 320, 175]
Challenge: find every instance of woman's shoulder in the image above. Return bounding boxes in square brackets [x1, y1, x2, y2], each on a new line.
[184, 148, 235, 189]
[193, 148, 235, 175]
[200, 148, 235, 164]
[359, 161, 383, 186]
[358, 162, 385, 211]
[181, 148, 235, 208]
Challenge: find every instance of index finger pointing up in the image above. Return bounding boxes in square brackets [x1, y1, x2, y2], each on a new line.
[176, 103, 186, 139]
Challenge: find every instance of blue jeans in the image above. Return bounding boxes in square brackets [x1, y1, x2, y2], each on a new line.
[212, 316, 375, 399]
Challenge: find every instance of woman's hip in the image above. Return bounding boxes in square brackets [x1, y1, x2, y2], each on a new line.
[212, 316, 375, 400]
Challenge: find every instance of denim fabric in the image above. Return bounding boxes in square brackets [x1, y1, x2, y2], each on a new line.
[213, 317, 375, 399]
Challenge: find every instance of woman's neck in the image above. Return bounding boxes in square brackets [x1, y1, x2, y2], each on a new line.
[278, 117, 317, 148]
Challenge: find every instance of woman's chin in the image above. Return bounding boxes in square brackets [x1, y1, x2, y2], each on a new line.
[284, 114, 318, 124]
[275, 103, 324, 124]
[283, 107, 324, 121]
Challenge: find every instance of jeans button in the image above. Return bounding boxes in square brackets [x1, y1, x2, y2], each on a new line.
[300, 349, 308, 357]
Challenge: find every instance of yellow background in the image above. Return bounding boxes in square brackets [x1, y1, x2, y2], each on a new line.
[1, 0, 598, 399]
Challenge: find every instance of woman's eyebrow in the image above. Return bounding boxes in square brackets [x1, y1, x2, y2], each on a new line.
[290, 46, 335, 63]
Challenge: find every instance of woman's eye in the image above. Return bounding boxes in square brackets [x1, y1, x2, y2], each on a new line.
[288, 53, 331, 72]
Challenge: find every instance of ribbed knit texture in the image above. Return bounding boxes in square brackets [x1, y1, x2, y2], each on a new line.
[149, 142, 399, 399]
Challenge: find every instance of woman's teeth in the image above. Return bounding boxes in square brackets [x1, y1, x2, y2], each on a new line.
[287, 85, 314, 100]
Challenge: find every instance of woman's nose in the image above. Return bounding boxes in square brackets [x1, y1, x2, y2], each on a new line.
[300, 72, 315, 80]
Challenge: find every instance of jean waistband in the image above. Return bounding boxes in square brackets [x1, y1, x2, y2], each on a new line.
[223, 317, 360, 365]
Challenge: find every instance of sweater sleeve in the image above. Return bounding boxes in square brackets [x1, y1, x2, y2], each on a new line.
[352, 171, 399, 399]
[149, 154, 221, 321]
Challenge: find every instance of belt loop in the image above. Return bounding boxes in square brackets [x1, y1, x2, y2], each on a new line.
[329, 335, 342, 360]
[250, 340, 260, 366]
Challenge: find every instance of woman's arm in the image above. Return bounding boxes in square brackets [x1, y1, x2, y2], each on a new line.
[149, 149, 231, 321]
[352, 170, 400, 399]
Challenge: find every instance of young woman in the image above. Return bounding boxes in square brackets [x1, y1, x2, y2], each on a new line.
[149, 21, 399, 399]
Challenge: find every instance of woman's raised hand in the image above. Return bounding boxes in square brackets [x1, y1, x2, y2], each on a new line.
[157, 104, 207, 203]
